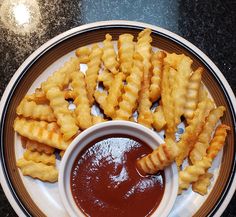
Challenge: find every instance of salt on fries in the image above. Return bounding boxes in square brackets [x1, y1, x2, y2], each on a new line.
[14, 28, 229, 195]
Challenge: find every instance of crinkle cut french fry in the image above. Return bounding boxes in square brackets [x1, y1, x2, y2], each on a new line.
[115, 53, 144, 120]
[25, 88, 48, 104]
[16, 98, 56, 122]
[136, 29, 153, 128]
[161, 64, 176, 137]
[94, 91, 107, 112]
[98, 69, 114, 90]
[176, 99, 214, 166]
[46, 86, 78, 140]
[102, 34, 119, 74]
[118, 33, 134, 75]
[22, 137, 55, 155]
[41, 57, 80, 91]
[85, 44, 103, 104]
[178, 157, 212, 194]
[14, 117, 69, 150]
[192, 173, 213, 195]
[189, 106, 225, 164]
[137, 138, 178, 174]
[184, 67, 203, 123]
[153, 105, 166, 132]
[105, 72, 125, 118]
[24, 150, 56, 166]
[198, 83, 208, 103]
[75, 46, 91, 63]
[164, 52, 185, 69]
[71, 70, 92, 130]
[17, 158, 58, 182]
[92, 116, 107, 125]
[173, 56, 193, 127]
[207, 124, 230, 160]
[150, 51, 166, 102]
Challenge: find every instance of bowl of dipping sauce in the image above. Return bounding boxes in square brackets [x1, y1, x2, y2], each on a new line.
[59, 121, 178, 217]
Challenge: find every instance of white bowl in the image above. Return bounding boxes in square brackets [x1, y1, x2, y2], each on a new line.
[59, 120, 178, 217]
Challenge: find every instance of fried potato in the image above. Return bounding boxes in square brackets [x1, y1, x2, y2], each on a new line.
[25, 88, 49, 104]
[14, 117, 69, 150]
[190, 106, 225, 163]
[173, 56, 193, 127]
[45, 86, 78, 140]
[153, 105, 166, 131]
[192, 173, 213, 195]
[102, 34, 119, 74]
[16, 98, 56, 122]
[71, 70, 92, 130]
[85, 44, 103, 104]
[24, 150, 56, 166]
[136, 29, 153, 128]
[176, 99, 214, 166]
[118, 33, 134, 75]
[137, 138, 178, 174]
[207, 124, 230, 159]
[115, 53, 144, 120]
[98, 69, 114, 90]
[161, 64, 176, 137]
[17, 158, 58, 182]
[94, 91, 107, 112]
[198, 83, 208, 102]
[92, 116, 107, 125]
[184, 67, 203, 123]
[150, 51, 166, 102]
[63, 89, 77, 100]
[75, 46, 91, 63]
[164, 52, 185, 69]
[105, 72, 125, 118]
[178, 156, 212, 193]
[22, 137, 55, 155]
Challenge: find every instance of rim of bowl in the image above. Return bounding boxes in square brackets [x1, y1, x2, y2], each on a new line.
[58, 120, 178, 217]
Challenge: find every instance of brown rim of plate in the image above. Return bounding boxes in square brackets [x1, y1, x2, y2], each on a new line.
[0, 25, 235, 217]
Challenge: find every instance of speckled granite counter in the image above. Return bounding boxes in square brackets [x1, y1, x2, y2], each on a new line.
[0, 0, 235, 216]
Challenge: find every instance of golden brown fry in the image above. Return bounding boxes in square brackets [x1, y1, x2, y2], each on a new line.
[150, 51, 166, 102]
[184, 67, 203, 123]
[115, 53, 144, 120]
[24, 150, 56, 166]
[17, 158, 58, 182]
[45, 86, 78, 140]
[164, 52, 185, 69]
[173, 56, 193, 127]
[161, 65, 176, 137]
[136, 29, 153, 128]
[176, 99, 214, 166]
[98, 69, 114, 90]
[102, 34, 119, 74]
[71, 70, 92, 130]
[192, 173, 213, 195]
[94, 91, 107, 112]
[25, 88, 48, 104]
[118, 33, 134, 75]
[14, 117, 69, 150]
[16, 98, 56, 122]
[137, 138, 178, 174]
[153, 105, 166, 132]
[104, 72, 125, 118]
[92, 116, 107, 125]
[85, 44, 103, 104]
[63, 89, 77, 100]
[75, 46, 91, 63]
[178, 157, 212, 193]
[190, 106, 225, 163]
[207, 124, 230, 159]
[198, 83, 208, 102]
[22, 137, 55, 155]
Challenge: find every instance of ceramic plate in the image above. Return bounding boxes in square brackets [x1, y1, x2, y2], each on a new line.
[0, 21, 235, 217]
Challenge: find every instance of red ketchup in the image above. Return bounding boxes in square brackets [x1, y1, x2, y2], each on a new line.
[70, 134, 165, 217]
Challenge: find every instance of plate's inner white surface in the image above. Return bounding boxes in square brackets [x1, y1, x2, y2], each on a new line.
[14, 43, 223, 217]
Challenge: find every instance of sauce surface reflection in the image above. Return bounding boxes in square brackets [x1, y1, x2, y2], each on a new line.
[71, 135, 165, 217]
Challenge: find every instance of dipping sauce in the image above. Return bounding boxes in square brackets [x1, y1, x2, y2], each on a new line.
[70, 135, 165, 217]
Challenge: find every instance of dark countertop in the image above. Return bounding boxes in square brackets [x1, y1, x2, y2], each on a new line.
[0, 0, 235, 216]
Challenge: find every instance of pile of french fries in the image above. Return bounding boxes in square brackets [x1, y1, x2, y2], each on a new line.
[14, 29, 229, 196]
